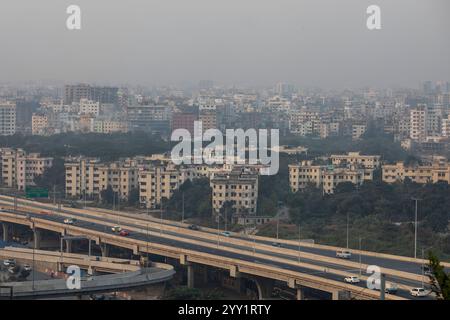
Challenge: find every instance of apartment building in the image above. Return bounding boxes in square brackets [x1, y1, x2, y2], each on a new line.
[442, 115, 450, 137]
[93, 119, 128, 134]
[331, 152, 381, 180]
[322, 167, 365, 194]
[352, 124, 367, 140]
[32, 114, 49, 135]
[211, 167, 259, 216]
[0, 148, 53, 191]
[138, 164, 187, 208]
[410, 106, 427, 141]
[289, 160, 367, 194]
[0, 102, 16, 136]
[79, 99, 100, 117]
[382, 161, 450, 184]
[288, 161, 324, 192]
[65, 158, 139, 200]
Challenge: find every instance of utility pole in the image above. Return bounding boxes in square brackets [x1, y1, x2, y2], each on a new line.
[346, 212, 349, 249]
[380, 274, 386, 300]
[412, 198, 422, 259]
[276, 217, 279, 241]
[359, 237, 362, 277]
[298, 224, 301, 263]
[181, 192, 185, 224]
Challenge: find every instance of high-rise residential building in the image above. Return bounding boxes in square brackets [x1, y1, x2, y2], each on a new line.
[79, 99, 100, 117]
[211, 167, 259, 217]
[410, 106, 427, 141]
[127, 104, 172, 134]
[199, 109, 217, 132]
[0, 148, 53, 191]
[172, 111, 198, 136]
[31, 113, 50, 135]
[442, 115, 450, 137]
[0, 102, 16, 136]
[64, 84, 118, 105]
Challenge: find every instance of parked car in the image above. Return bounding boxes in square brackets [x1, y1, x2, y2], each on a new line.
[410, 288, 428, 297]
[336, 250, 352, 259]
[63, 218, 76, 225]
[119, 230, 129, 237]
[188, 224, 200, 231]
[221, 231, 231, 237]
[344, 276, 360, 284]
[111, 226, 122, 233]
[3, 259, 16, 267]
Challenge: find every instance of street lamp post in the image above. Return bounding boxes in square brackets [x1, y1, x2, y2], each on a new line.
[298, 224, 301, 263]
[181, 192, 185, 224]
[346, 212, 349, 249]
[412, 198, 422, 259]
[359, 237, 363, 277]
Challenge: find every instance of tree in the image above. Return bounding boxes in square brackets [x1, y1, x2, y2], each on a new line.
[100, 186, 114, 204]
[34, 158, 65, 192]
[128, 187, 140, 206]
[428, 252, 450, 300]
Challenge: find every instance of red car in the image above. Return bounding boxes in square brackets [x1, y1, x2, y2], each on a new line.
[119, 230, 129, 237]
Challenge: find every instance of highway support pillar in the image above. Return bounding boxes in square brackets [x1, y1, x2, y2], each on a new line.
[33, 228, 42, 250]
[65, 239, 72, 253]
[187, 263, 195, 289]
[101, 243, 110, 257]
[2, 223, 10, 242]
[296, 288, 304, 300]
[332, 291, 339, 300]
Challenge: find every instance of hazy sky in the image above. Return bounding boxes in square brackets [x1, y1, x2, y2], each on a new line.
[0, 0, 449, 88]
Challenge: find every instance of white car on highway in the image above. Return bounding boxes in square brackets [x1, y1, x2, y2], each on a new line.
[344, 276, 360, 284]
[410, 287, 429, 297]
[336, 250, 352, 259]
[3, 259, 15, 267]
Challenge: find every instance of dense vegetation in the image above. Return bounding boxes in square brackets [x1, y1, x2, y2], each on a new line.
[1, 132, 169, 161]
[257, 179, 450, 259]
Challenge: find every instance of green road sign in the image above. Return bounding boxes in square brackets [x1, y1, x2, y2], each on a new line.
[25, 187, 49, 199]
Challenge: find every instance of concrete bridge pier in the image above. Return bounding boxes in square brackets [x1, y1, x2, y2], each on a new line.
[2, 223, 10, 242]
[249, 276, 275, 300]
[65, 239, 73, 253]
[33, 228, 42, 250]
[100, 243, 110, 257]
[296, 287, 305, 300]
[187, 263, 195, 289]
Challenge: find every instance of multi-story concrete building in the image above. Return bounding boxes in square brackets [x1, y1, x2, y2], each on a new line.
[31, 113, 49, 135]
[0, 102, 16, 136]
[79, 99, 100, 117]
[410, 106, 427, 141]
[138, 164, 187, 208]
[352, 124, 366, 140]
[331, 152, 381, 180]
[93, 119, 128, 134]
[442, 115, 450, 137]
[65, 157, 139, 200]
[289, 160, 367, 194]
[0, 148, 53, 191]
[211, 167, 259, 216]
[382, 161, 450, 184]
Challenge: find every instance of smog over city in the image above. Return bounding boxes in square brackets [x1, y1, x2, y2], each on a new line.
[0, 0, 449, 312]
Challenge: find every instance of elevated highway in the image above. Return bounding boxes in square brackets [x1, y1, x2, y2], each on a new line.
[0, 195, 444, 300]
